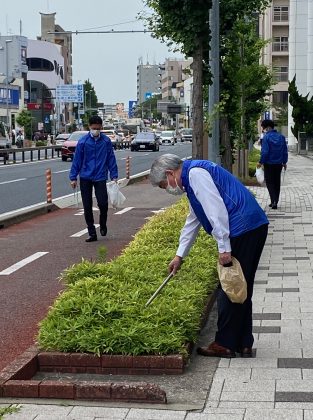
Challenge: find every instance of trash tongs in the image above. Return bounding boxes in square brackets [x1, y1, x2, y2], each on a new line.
[73, 186, 79, 208]
[145, 272, 174, 307]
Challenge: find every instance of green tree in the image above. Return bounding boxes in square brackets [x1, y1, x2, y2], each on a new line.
[16, 108, 33, 139]
[141, 0, 211, 158]
[135, 94, 162, 120]
[219, 2, 272, 172]
[83, 79, 98, 127]
[288, 75, 313, 139]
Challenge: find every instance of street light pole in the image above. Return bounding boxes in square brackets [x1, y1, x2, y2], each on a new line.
[5, 39, 13, 130]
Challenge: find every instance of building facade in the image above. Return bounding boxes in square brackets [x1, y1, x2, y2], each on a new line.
[136, 60, 162, 104]
[288, 0, 313, 146]
[0, 35, 28, 130]
[260, 0, 289, 136]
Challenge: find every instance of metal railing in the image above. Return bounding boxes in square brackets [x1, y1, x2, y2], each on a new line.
[0, 140, 133, 165]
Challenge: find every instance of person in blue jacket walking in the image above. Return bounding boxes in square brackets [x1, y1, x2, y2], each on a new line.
[150, 154, 268, 358]
[257, 119, 288, 209]
[69, 116, 118, 242]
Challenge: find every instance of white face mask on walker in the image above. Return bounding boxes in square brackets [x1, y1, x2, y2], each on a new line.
[166, 175, 184, 196]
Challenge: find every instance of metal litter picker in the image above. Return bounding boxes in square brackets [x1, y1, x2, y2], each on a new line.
[145, 272, 174, 307]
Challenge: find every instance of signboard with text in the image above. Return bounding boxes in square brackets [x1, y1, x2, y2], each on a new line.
[0, 87, 19, 107]
[56, 84, 84, 103]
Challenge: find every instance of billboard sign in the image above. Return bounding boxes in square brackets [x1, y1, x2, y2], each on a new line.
[128, 100, 137, 118]
[56, 84, 84, 103]
[0, 87, 19, 107]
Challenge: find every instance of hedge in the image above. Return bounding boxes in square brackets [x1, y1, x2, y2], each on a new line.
[38, 198, 218, 356]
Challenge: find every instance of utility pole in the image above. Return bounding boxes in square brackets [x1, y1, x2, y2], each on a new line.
[208, 0, 220, 164]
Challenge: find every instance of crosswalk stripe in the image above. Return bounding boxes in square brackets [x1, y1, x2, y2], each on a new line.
[71, 225, 100, 237]
[114, 207, 134, 215]
[0, 252, 49, 276]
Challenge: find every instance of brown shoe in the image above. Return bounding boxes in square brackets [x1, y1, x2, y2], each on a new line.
[197, 341, 236, 358]
[240, 347, 253, 358]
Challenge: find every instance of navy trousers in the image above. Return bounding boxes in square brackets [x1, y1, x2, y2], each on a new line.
[264, 163, 283, 205]
[215, 224, 268, 351]
[80, 179, 108, 236]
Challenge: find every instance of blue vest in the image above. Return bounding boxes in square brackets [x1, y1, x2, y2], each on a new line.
[181, 160, 268, 237]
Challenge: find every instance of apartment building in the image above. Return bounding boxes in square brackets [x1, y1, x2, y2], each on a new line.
[161, 58, 192, 101]
[136, 59, 163, 104]
[260, 0, 289, 136]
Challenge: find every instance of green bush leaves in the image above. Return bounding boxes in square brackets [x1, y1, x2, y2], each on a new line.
[38, 198, 218, 356]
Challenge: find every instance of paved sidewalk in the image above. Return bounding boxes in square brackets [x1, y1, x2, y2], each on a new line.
[3, 152, 313, 419]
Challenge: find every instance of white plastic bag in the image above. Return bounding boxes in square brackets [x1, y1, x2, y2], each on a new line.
[107, 182, 126, 209]
[255, 167, 264, 184]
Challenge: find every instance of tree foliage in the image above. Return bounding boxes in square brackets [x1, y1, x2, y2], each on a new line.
[135, 94, 162, 120]
[16, 108, 33, 139]
[288, 75, 313, 139]
[141, 0, 211, 158]
[83, 79, 98, 127]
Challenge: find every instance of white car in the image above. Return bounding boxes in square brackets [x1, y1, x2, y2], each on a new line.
[101, 129, 122, 149]
[159, 131, 176, 145]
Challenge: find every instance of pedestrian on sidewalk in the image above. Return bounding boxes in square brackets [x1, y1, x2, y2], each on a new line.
[150, 154, 268, 358]
[257, 119, 288, 209]
[69, 116, 118, 242]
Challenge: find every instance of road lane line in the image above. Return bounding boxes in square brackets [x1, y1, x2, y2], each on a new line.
[0, 252, 49, 276]
[53, 169, 70, 174]
[71, 224, 100, 237]
[114, 207, 134, 215]
[0, 178, 27, 185]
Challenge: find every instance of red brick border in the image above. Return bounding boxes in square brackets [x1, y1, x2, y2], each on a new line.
[0, 291, 216, 402]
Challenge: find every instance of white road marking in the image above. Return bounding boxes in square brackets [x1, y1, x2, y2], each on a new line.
[0, 178, 27, 185]
[151, 208, 166, 214]
[71, 224, 100, 237]
[114, 207, 134, 215]
[74, 208, 98, 215]
[0, 252, 49, 276]
[53, 169, 70, 174]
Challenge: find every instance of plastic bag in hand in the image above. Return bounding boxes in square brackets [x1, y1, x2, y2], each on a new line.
[107, 182, 126, 209]
[255, 167, 264, 184]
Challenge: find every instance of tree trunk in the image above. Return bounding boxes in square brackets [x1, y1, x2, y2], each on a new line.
[220, 116, 232, 172]
[192, 43, 204, 159]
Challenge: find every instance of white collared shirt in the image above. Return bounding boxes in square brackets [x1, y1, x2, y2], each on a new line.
[176, 167, 231, 257]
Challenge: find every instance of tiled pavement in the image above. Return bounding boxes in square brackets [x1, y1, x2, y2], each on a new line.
[3, 152, 313, 419]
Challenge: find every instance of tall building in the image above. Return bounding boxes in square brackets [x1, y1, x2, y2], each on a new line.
[161, 58, 192, 101]
[0, 35, 28, 130]
[288, 0, 313, 146]
[38, 13, 72, 84]
[137, 59, 162, 104]
[260, 1, 289, 136]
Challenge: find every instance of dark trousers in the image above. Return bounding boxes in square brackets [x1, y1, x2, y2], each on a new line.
[80, 179, 108, 236]
[215, 224, 268, 351]
[264, 163, 283, 205]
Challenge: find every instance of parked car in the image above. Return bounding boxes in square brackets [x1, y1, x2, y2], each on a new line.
[159, 130, 176, 145]
[61, 131, 88, 161]
[101, 129, 123, 149]
[55, 133, 70, 151]
[179, 128, 193, 142]
[131, 132, 159, 152]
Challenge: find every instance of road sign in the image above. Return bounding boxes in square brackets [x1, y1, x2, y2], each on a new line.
[145, 92, 152, 100]
[44, 116, 50, 124]
[56, 84, 84, 103]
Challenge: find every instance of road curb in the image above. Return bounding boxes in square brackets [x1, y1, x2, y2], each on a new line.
[0, 172, 150, 230]
[0, 203, 59, 230]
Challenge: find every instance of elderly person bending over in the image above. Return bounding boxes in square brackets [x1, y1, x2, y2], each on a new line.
[150, 154, 268, 358]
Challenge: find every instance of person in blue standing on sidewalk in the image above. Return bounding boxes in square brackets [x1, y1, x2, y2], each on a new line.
[257, 119, 288, 210]
[69, 115, 118, 242]
[150, 154, 268, 358]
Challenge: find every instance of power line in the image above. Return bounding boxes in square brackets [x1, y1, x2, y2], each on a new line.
[47, 29, 152, 35]
[78, 20, 138, 31]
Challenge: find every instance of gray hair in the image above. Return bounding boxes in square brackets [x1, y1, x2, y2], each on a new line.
[150, 154, 183, 186]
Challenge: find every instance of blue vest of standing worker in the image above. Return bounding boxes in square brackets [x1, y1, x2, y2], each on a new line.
[181, 160, 268, 237]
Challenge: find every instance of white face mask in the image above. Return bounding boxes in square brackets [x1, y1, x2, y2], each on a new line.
[166, 175, 184, 196]
[90, 129, 100, 137]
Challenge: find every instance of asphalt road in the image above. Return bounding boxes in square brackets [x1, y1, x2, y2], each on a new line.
[0, 180, 180, 370]
[0, 142, 191, 215]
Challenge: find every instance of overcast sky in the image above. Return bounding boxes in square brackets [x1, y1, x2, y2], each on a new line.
[0, 0, 182, 106]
